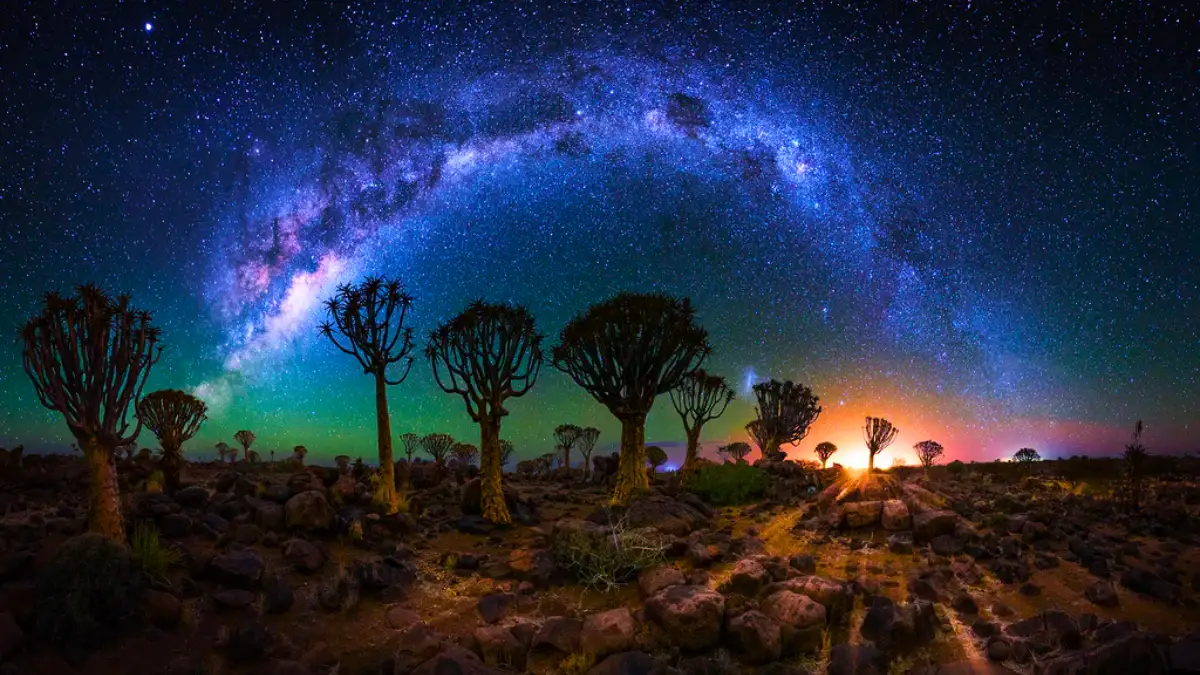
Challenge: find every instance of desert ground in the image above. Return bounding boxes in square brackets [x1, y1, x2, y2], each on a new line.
[0, 452, 1198, 675]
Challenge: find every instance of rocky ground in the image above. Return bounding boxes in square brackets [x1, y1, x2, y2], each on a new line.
[1, 454, 1199, 675]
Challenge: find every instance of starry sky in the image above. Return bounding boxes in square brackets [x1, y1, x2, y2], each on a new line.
[1, 2, 1196, 467]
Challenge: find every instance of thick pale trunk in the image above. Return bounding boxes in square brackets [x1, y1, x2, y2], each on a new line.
[683, 426, 701, 472]
[611, 416, 647, 507]
[562, 444, 571, 472]
[160, 442, 182, 494]
[868, 451, 876, 472]
[582, 451, 592, 478]
[480, 418, 511, 524]
[373, 373, 398, 513]
[821, 458, 828, 469]
[81, 436, 125, 543]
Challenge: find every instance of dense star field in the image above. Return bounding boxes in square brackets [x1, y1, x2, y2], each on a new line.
[0, 2, 1195, 465]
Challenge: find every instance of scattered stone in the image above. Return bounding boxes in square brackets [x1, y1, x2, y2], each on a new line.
[213, 588, 257, 610]
[727, 610, 782, 665]
[581, 608, 637, 658]
[842, 501, 883, 529]
[478, 592, 515, 625]
[638, 565, 685, 599]
[881, 500, 911, 530]
[284, 491, 334, 531]
[1085, 580, 1120, 607]
[143, 590, 182, 629]
[209, 549, 265, 590]
[788, 554, 817, 574]
[645, 585, 725, 651]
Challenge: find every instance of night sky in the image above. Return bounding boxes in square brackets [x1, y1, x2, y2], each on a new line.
[1, 2, 1196, 467]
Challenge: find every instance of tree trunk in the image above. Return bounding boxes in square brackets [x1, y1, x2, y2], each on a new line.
[373, 372, 398, 513]
[562, 444, 571, 473]
[611, 415, 647, 507]
[480, 417, 511, 524]
[868, 451, 876, 472]
[160, 442, 182, 494]
[821, 458, 827, 469]
[582, 451, 592, 478]
[682, 426, 701, 472]
[81, 436, 125, 543]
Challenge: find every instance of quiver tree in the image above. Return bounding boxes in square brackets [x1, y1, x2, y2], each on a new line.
[862, 417, 899, 471]
[234, 430, 256, 461]
[715, 445, 730, 463]
[552, 292, 710, 506]
[554, 424, 583, 471]
[725, 441, 752, 464]
[321, 276, 416, 513]
[293, 445, 308, 465]
[746, 419, 773, 458]
[422, 433, 454, 466]
[136, 389, 207, 494]
[499, 440, 516, 469]
[914, 440, 944, 470]
[1013, 447, 1040, 463]
[669, 369, 734, 471]
[399, 433, 421, 464]
[645, 446, 668, 474]
[749, 379, 822, 457]
[216, 442, 234, 463]
[334, 455, 352, 473]
[427, 301, 543, 524]
[814, 441, 838, 469]
[576, 427, 601, 477]
[1124, 420, 1148, 509]
[451, 443, 479, 467]
[21, 284, 163, 542]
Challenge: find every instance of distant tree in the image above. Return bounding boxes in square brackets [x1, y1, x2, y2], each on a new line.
[293, 445, 308, 465]
[553, 293, 709, 506]
[715, 444, 730, 464]
[554, 424, 583, 470]
[398, 432, 421, 464]
[748, 380, 822, 457]
[234, 430, 256, 462]
[946, 459, 967, 476]
[645, 446, 668, 474]
[421, 433, 454, 467]
[427, 301, 542, 524]
[576, 427, 601, 478]
[334, 454, 351, 473]
[270, 449, 276, 463]
[321, 276, 416, 514]
[1012, 447, 1041, 463]
[914, 440, 944, 470]
[814, 441, 838, 469]
[499, 440, 516, 469]
[1124, 420, 1148, 509]
[21, 284, 162, 542]
[725, 441, 752, 464]
[863, 417, 899, 471]
[451, 442, 479, 467]
[247, 449, 260, 463]
[137, 389, 207, 494]
[891, 456, 908, 468]
[746, 419, 773, 458]
[669, 369, 734, 471]
[216, 442, 235, 463]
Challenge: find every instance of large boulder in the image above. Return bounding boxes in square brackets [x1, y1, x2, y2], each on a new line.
[859, 597, 938, 658]
[282, 539, 326, 573]
[760, 590, 826, 652]
[842, 501, 883, 529]
[596, 495, 708, 537]
[912, 510, 957, 543]
[580, 608, 637, 658]
[473, 625, 527, 670]
[209, 549, 265, 590]
[284, 491, 333, 531]
[645, 585, 725, 651]
[721, 558, 769, 596]
[726, 610, 782, 665]
[881, 500, 911, 530]
[1085, 580, 1119, 607]
[638, 565, 686, 599]
[769, 575, 852, 621]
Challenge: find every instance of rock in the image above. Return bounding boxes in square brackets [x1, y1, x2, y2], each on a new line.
[1085, 580, 1119, 607]
[686, 541, 722, 567]
[645, 585, 725, 651]
[158, 513, 192, 538]
[931, 535, 964, 556]
[828, 644, 886, 675]
[474, 625, 527, 670]
[638, 565, 685, 599]
[586, 651, 661, 675]
[1168, 639, 1200, 674]
[912, 510, 957, 543]
[987, 638, 1011, 662]
[532, 617, 582, 654]
[478, 592, 515, 624]
[881, 500, 911, 530]
[842, 501, 883, 528]
[384, 607, 422, 631]
[727, 610, 782, 665]
[581, 608, 637, 659]
[789, 555, 817, 574]
[0, 612, 25, 662]
[209, 549, 265, 590]
[952, 592, 978, 615]
[722, 558, 768, 596]
[213, 588, 257, 610]
[263, 574, 294, 614]
[770, 575, 851, 621]
[859, 597, 938, 658]
[268, 660, 313, 675]
[143, 590, 182, 629]
[1038, 630, 1165, 674]
[225, 620, 274, 664]
[605, 495, 708, 537]
[174, 485, 210, 509]
[245, 497, 285, 531]
[410, 644, 506, 675]
[233, 523, 262, 544]
[888, 534, 914, 554]
[284, 491, 334, 531]
[508, 548, 557, 586]
[282, 538, 326, 573]
[353, 557, 418, 592]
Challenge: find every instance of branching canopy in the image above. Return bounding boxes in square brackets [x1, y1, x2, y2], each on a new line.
[1013, 447, 1040, 463]
[751, 379, 822, 450]
[320, 276, 415, 384]
[814, 442, 838, 465]
[863, 417, 899, 456]
[669, 369, 734, 432]
[913, 440, 944, 468]
[137, 389, 207, 450]
[421, 432, 455, 464]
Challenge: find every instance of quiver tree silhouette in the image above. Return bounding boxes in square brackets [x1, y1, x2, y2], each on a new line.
[715, 444, 730, 463]
[646, 446, 668, 474]
[427, 301, 542, 524]
[499, 440, 516, 469]
[552, 292, 710, 506]
[21, 284, 163, 542]
[576, 427, 601, 477]
[554, 424, 583, 471]
[233, 430, 256, 461]
[321, 276, 416, 513]
[749, 380, 822, 457]
[669, 369, 734, 472]
[725, 441, 752, 464]
[421, 433, 454, 467]
[335, 455, 351, 473]
[399, 432, 421, 464]
[1013, 447, 1040, 463]
[814, 442, 838, 469]
[136, 389, 207, 494]
[914, 440, 944, 470]
[745, 419, 773, 458]
[216, 442, 234, 463]
[1124, 420, 1148, 509]
[293, 445, 308, 465]
[451, 443, 479, 467]
[862, 417, 899, 471]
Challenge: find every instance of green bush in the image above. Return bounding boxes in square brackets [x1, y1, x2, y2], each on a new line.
[130, 521, 180, 582]
[36, 533, 145, 648]
[687, 463, 769, 506]
[552, 517, 667, 591]
[946, 460, 967, 476]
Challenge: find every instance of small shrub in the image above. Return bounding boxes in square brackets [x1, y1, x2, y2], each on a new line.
[946, 460, 966, 476]
[35, 533, 145, 648]
[552, 513, 667, 591]
[130, 521, 181, 582]
[687, 463, 768, 506]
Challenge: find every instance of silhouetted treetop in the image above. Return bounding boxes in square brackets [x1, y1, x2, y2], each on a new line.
[321, 276, 415, 383]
